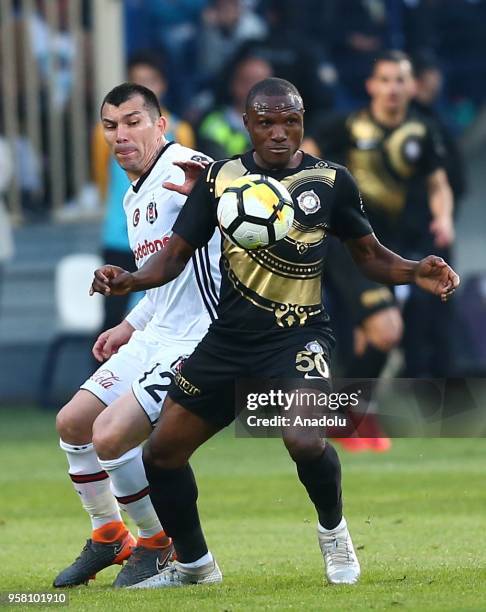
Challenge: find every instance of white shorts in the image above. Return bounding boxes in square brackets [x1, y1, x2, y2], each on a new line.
[131, 343, 196, 425]
[81, 330, 197, 423]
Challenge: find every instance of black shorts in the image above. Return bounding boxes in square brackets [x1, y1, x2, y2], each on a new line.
[326, 236, 396, 325]
[168, 325, 333, 428]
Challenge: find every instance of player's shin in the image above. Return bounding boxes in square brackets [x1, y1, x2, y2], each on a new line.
[295, 442, 343, 529]
[143, 455, 208, 564]
[54, 440, 135, 588]
[59, 439, 122, 529]
[98, 445, 163, 540]
[294, 442, 360, 584]
[344, 345, 392, 451]
[99, 445, 174, 587]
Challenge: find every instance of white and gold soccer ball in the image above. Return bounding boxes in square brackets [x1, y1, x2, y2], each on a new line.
[217, 174, 294, 250]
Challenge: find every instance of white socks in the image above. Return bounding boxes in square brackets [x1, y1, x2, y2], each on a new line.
[98, 445, 162, 538]
[318, 516, 346, 534]
[179, 551, 214, 569]
[59, 439, 121, 529]
[60, 440, 162, 538]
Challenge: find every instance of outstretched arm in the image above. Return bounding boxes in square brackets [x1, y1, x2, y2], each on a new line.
[346, 233, 459, 302]
[427, 168, 454, 248]
[346, 233, 417, 284]
[90, 233, 195, 296]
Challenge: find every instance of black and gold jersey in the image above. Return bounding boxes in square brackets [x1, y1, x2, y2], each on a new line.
[344, 108, 442, 214]
[311, 108, 444, 249]
[173, 150, 372, 334]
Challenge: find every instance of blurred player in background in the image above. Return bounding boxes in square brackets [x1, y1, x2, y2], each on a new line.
[404, 52, 466, 377]
[323, 235, 401, 452]
[197, 54, 272, 159]
[304, 50, 455, 446]
[90, 77, 459, 589]
[54, 83, 219, 588]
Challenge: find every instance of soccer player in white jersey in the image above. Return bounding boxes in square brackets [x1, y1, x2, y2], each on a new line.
[53, 83, 220, 588]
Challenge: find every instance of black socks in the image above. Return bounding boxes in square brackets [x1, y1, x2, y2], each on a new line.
[143, 459, 208, 563]
[296, 443, 343, 529]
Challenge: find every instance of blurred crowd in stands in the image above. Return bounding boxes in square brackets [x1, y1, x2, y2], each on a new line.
[2, 0, 485, 218]
[1, 0, 486, 383]
[123, 0, 486, 133]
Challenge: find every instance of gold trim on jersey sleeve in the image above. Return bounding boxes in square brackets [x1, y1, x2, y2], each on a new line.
[360, 287, 394, 308]
[212, 159, 248, 197]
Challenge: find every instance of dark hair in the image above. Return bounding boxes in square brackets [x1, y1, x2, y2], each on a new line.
[127, 51, 166, 79]
[246, 77, 303, 112]
[100, 82, 161, 119]
[412, 51, 440, 79]
[371, 50, 414, 75]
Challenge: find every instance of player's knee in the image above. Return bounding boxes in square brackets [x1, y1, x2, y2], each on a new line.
[56, 402, 92, 444]
[283, 434, 325, 463]
[143, 439, 188, 471]
[93, 430, 123, 461]
[373, 323, 403, 352]
[367, 309, 403, 352]
[92, 426, 122, 461]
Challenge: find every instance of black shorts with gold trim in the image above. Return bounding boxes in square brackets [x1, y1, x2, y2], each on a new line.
[167, 324, 334, 428]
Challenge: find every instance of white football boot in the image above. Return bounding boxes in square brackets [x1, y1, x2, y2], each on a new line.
[128, 557, 222, 589]
[318, 517, 361, 585]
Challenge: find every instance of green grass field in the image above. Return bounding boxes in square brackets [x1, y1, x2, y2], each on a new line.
[1, 407, 486, 611]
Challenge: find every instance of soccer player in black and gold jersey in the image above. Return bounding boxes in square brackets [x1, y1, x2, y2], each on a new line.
[308, 50, 454, 253]
[305, 51, 456, 445]
[91, 78, 459, 589]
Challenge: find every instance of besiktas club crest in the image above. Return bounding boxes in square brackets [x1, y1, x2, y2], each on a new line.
[146, 201, 158, 224]
[297, 190, 321, 215]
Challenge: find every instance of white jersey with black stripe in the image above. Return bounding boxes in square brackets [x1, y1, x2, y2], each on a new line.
[123, 141, 221, 343]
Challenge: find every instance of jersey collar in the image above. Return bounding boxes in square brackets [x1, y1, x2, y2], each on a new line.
[132, 141, 175, 193]
[241, 149, 308, 179]
[366, 107, 411, 132]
